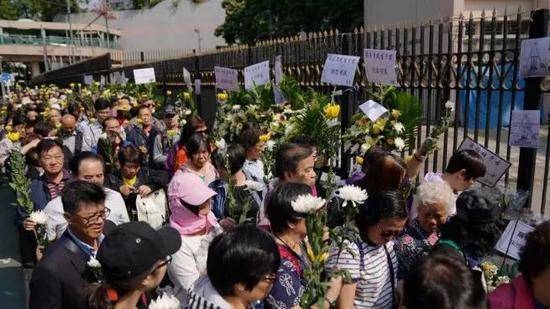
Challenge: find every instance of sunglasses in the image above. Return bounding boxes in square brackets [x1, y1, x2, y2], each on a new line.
[379, 226, 401, 239]
[262, 274, 277, 283]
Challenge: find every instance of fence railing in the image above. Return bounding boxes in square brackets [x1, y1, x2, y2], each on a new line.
[32, 9, 550, 215]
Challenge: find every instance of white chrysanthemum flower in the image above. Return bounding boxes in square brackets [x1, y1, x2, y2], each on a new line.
[87, 256, 101, 268]
[215, 138, 226, 151]
[326, 118, 339, 127]
[184, 109, 192, 116]
[29, 210, 48, 225]
[335, 185, 368, 208]
[445, 100, 455, 112]
[394, 137, 406, 151]
[266, 140, 276, 151]
[149, 293, 180, 309]
[99, 132, 108, 140]
[245, 180, 265, 192]
[232, 104, 241, 111]
[291, 194, 326, 214]
[393, 122, 405, 133]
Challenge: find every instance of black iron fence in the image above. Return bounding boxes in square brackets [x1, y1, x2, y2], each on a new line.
[33, 9, 550, 215]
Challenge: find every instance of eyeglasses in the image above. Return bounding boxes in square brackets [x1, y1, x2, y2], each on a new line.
[262, 274, 277, 283]
[379, 228, 401, 239]
[152, 255, 172, 273]
[69, 207, 111, 225]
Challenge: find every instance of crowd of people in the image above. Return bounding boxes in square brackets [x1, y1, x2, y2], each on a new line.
[0, 86, 549, 309]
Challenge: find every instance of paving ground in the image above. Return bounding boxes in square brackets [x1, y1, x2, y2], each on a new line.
[0, 182, 26, 309]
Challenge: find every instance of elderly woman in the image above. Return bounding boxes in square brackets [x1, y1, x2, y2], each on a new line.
[394, 181, 455, 278]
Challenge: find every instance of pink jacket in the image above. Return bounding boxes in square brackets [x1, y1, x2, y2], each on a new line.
[488, 275, 536, 309]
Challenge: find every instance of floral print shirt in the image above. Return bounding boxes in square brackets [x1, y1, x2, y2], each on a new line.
[265, 245, 306, 309]
[394, 219, 439, 279]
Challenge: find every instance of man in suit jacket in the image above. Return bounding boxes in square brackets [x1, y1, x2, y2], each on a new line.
[29, 181, 111, 309]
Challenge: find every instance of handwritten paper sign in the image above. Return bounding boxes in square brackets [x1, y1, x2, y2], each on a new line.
[519, 37, 550, 78]
[321, 54, 360, 87]
[509, 110, 540, 148]
[458, 137, 511, 187]
[194, 79, 201, 95]
[358, 100, 389, 122]
[133, 68, 156, 85]
[363, 49, 398, 85]
[495, 220, 534, 260]
[100, 75, 106, 86]
[274, 55, 283, 84]
[244, 60, 270, 90]
[83, 75, 94, 85]
[214, 66, 239, 91]
[183, 67, 192, 89]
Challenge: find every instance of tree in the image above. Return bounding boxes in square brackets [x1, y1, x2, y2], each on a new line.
[0, 0, 77, 22]
[215, 0, 363, 45]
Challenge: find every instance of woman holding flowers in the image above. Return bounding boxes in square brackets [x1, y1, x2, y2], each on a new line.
[265, 182, 342, 309]
[327, 190, 407, 309]
[394, 181, 455, 279]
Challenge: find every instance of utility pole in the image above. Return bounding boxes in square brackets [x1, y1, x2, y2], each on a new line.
[194, 29, 202, 53]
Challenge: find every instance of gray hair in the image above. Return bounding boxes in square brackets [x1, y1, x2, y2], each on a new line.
[411, 181, 455, 218]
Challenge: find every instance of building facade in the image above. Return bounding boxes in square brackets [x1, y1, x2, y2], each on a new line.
[0, 19, 121, 76]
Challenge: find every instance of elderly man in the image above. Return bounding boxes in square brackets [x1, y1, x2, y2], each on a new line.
[60, 114, 84, 156]
[44, 151, 129, 241]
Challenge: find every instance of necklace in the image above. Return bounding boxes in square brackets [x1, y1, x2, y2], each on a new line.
[275, 235, 300, 252]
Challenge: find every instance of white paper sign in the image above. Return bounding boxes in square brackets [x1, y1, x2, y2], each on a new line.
[495, 220, 534, 260]
[194, 79, 201, 95]
[214, 66, 239, 91]
[183, 67, 192, 89]
[100, 75, 106, 86]
[83, 75, 93, 85]
[112, 71, 121, 84]
[121, 71, 128, 84]
[458, 137, 511, 187]
[509, 110, 540, 148]
[358, 100, 388, 121]
[321, 54, 360, 87]
[133, 68, 156, 85]
[364, 48, 398, 85]
[519, 37, 550, 78]
[244, 60, 270, 90]
[274, 55, 283, 84]
[273, 85, 285, 104]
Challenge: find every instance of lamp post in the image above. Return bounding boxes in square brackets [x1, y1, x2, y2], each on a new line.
[194, 28, 202, 53]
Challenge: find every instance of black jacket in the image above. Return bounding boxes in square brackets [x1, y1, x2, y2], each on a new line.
[29, 231, 99, 309]
[105, 167, 170, 220]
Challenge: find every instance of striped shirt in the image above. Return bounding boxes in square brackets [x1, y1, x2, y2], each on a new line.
[326, 239, 398, 309]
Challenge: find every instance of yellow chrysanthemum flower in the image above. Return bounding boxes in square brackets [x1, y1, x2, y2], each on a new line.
[323, 103, 340, 119]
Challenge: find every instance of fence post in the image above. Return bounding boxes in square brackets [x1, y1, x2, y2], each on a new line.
[516, 8, 549, 207]
[193, 49, 202, 117]
[339, 33, 353, 176]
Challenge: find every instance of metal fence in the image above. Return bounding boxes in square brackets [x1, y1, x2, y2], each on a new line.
[33, 9, 550, 215]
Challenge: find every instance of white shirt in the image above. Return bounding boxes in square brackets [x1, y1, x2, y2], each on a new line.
[79, 121, 102, 152]
[44, 187, 130, 241]
[168, 226, 223, 306]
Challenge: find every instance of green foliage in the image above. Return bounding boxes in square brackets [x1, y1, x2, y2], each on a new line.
[0, 0, 78, 22]
[394, 91, 423, 149]
[216, 0, 363, 45]
[9, 149, 34, 215]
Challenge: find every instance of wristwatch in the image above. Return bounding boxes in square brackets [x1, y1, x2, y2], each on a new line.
[325, 296, 337, 307]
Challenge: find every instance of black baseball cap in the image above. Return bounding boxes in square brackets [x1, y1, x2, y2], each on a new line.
[97, 222, 181, 281]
